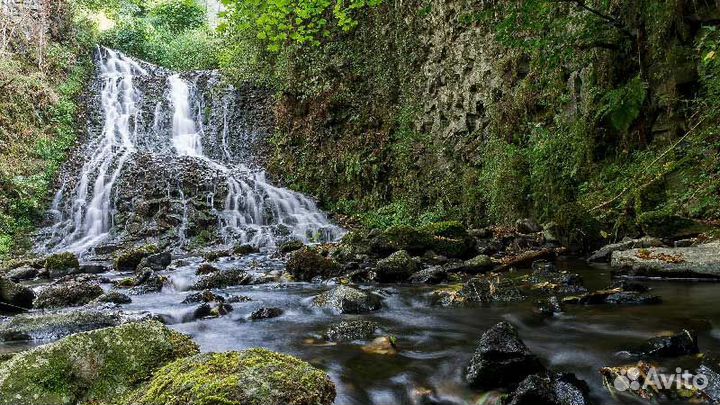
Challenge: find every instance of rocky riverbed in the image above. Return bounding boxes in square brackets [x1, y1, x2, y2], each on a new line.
[1, 222, 719, 404]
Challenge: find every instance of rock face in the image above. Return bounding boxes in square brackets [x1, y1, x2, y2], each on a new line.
[0, 276, 34, 313]
[131, 349, 336, 405]
[611, 242, 720, 279]
[0, 321, 198, 405]
[34, 279, 104, 309]
[286, 247, 342, 281]
[465, 321, 545, 389]
[312, 286, 382, 314]
[374, 250, 418, 282]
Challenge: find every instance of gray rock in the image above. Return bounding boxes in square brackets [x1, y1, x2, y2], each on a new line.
[408, 266, 448, 284]
[465, 321, 545, 389]
[325, 320, 378, 341]
[587, 237, 664, 263]
[79, 263, 110, 274]
[506, 372, 590, 405]
[91, 291, 132, 305]
[137, 251, 171, 272]
[5, 266, 39, 282]
[191, 269, 253, 290]
[34, 280, 103, 309]
[312, 285, 382, 314]
[462, 254, 494, 273]
[181, 289, 224, 304]
[375, 250, 419, 282]
[249, 307, 283, 320]
[0, 277, 34, 313]
[611, 242, 720, 279]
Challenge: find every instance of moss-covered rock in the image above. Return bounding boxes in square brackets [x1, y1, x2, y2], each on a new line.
[43, 252, 80, 276]
[462, 254, 495, 273]
[114, 244, 160, 272]
[324, 320, 379, 342]
[286, 247, 342, 282]
[0, 309, 122, 342]
[0, 276, 34, 314]
[0, 321, 198, 405]
[383, 225, 433, 254]
[420, 221, 468, 239]
[131, 349, 335, 405]
[312, 285, 382, 314]
[191, 269, 252, 290]
[636, 210, 708, 238]
[374, 250, 418, 282]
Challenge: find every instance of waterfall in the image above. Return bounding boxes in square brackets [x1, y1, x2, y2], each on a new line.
[39, 48, 343, 254]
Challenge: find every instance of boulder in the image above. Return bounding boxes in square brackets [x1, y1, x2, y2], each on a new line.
[465, 321, 545, 389]
[234, 243, 260, 255]
[611, 243, 720, 279]
[536, 296, 564, 316]
[191, 269, 253, 290]
[587, 237, 664, 263]
[459, 274, 525, 305]
[506, 372, 590, 405]
[79, 262, 110, 274]
[0, 321, 198, 405]
[408, 266, 448, 284]
[0, 309, 130, 341]
[383, 225, 433, 254]
[130, 349, 335, 405]
[181, 289, 225, 304]
[91, 291, 132, 305]
[278, 239, 305, 254]
[0, 276, 34, 313]
[137, 251, 171, 272]
[374, 250, 418, 282]
[249, 307, 283, 320]
[521, 260, 587, 296]
[361, 336, 398, 355]
[187, 302, 233, 321]
[286, 247, 341, 281]
[114, 244, 160, 271]
[34, 279, 103, 309]
[324, 320, 378, 342]
[43, 252, 80, 277]
[568, 288, 661, 306]
[462, 254, 495, 273]
[637, 330, 699, 358]
[195, 263, 220, 275]
[312, 285, 382, 314]
[515, 218, 542, 234]
[5, 266, 38, 282]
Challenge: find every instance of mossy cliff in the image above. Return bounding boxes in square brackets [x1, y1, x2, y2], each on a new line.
[256, 0, 720, 243]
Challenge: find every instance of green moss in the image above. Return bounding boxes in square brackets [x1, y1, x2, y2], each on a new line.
[0, 321, 198, 405]
[114, 244, 160, 272]
[383, 225, 433, 253]
[419, 221, 468, 239]
[132, 349, 335, 405]
[44, 252, 79, 271]
[285, 247, 341, 282]
[637, 210, 707, 238]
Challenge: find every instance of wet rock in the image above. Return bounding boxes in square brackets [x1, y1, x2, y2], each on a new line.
[638, 330, 699, 358]
[587, 236, 664, 263]
[127, 269, 167, 295]
[249, 307, 283, 320]
[521, 261, 587, 296]
[361, 336, 398, 355]
[462, 254, 495, 273]
[608, 280, 649, 292]
[324, 320, 378, 342]
[129, 349, 335, 405]
[0, 309, 123, 341]
[465, 321, 545, 389]
[506, 372, 590, 405]
[568, 289, 661, 306]
[515, 218, 542, 234]
[91, 291, 132, 305]
[181, 289, 224, 304]
[0, 321, 198, 405]
[312, 285, 383, 314]
[225, 294, 252, 303]
[137, 251, 171, 271]
[79, 262, 110, 274]
[0, 276, 34, 313]
[191, 268, 253, 290]
[536, 296, 564, 316]
[5, 266, 38, 282]
[113, 244, 160, 271]
[408, 266, 448, 284]
[43, 252, 80, 277]
[375, 250, 419, 282]
[286, 247, 342, 281]
[202, 249, 231, 261]
[234, 243, 260, 256]
[611, 242, 720, 279]
[278, 239, 305, 254]
[698, 353, 720, 403]
[34, 279, 103, 309]
[461, 274, 525, 305]
[189, 302, 233, 320]
[196, 263, 220, 275]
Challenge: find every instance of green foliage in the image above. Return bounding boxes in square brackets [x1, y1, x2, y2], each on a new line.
[98, 0, 219, 70]
[479, 137, 530, 225]
[220, 0, 383, 52]
[596, 76, 647, 133]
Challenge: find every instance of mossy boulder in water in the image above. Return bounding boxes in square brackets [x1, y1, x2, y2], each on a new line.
[312, 285, 382, 314]
[114, 244, 160, 271]
[34, 279, 104, 309]
[0, 276, 34, 313]
[383, 225, 433, 254]
[286, 247, 341, 281]
[0, 309, 123, 342]
[0, 321, 198, 405]
[374, 250, 418, 282]
[43, 252, 80, 276]
[131, 349, 336, 405]
[191, 269, 253, 290]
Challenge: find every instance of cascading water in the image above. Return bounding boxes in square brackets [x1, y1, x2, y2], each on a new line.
[40, 48, 343, 254]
